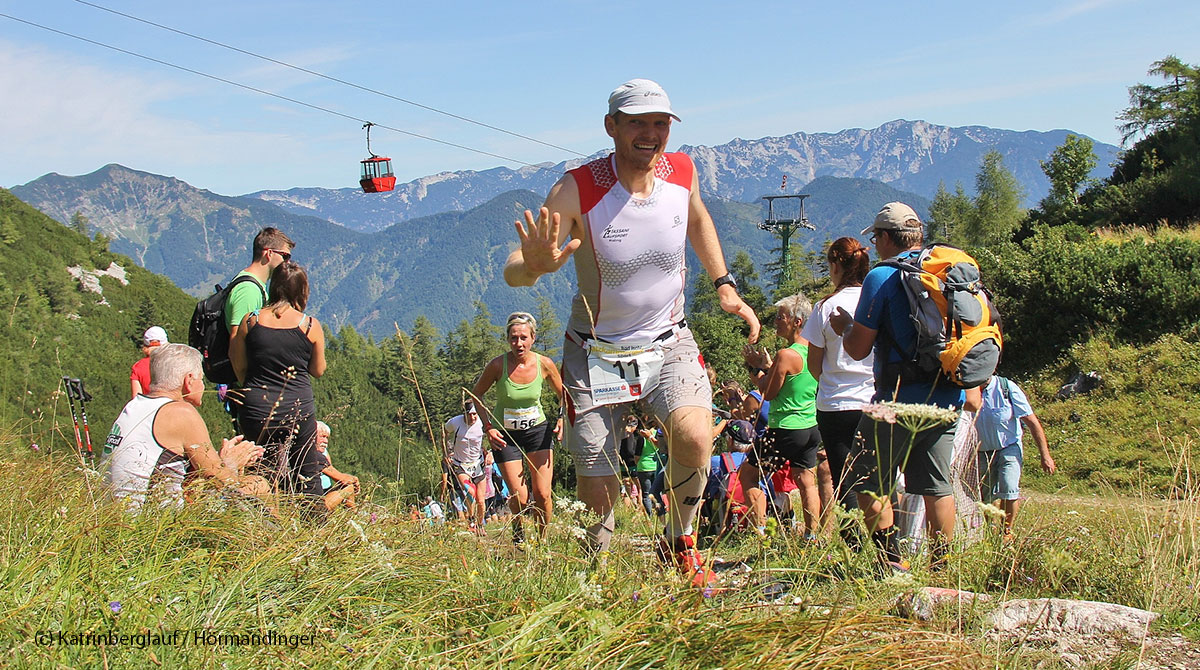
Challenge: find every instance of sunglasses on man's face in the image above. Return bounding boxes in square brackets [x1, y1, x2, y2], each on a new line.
[268, 248, 292, 262]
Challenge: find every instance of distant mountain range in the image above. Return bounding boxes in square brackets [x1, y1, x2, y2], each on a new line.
[244, 119, 1119, 232]
[10, 166, 363, 299]
[10, 167, 927, 335]
[9, 118, 1117, 334]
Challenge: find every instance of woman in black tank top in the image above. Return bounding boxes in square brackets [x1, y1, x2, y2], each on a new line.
[230, 261, 327, 508]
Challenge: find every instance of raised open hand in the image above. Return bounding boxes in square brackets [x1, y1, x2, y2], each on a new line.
[514, 207, 581, 276]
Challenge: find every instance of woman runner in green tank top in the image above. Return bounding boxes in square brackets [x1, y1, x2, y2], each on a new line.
[740, 293, 823, 539]
[471, 312, 565, 544]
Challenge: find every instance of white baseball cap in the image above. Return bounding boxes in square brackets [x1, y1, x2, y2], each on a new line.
[608, 79, 680, 121]
[143, 326, 168, 346]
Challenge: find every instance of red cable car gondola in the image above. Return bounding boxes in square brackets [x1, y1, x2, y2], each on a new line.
[359, 122, 396, 193]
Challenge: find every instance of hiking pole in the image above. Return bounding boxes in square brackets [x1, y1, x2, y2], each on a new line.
[62, 375, 85, 455]
[71, 378, 95, 459]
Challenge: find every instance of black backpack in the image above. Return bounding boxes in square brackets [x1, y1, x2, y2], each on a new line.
[188, 275, 266, 385]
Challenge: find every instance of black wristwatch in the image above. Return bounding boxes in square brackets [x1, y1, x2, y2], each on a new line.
[713, 273, 738, 291]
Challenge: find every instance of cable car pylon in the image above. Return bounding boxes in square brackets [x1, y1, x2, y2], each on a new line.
[758, 181, 814, 290]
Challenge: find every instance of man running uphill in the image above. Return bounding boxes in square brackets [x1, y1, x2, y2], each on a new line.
[504, 79, 760, 586]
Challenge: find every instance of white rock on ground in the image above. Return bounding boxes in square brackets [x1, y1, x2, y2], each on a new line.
[989, 597, 1158, 637]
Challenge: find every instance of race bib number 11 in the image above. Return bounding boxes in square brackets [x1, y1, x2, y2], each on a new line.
[586, 341, 665, 406]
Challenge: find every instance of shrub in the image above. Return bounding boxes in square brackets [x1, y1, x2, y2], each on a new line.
[978, 225, 1200, 373]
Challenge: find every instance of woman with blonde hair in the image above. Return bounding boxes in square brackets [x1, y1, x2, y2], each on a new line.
[471, 311, 565, 544]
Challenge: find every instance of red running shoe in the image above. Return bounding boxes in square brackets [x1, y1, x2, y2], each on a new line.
[657, 534, 718, 588]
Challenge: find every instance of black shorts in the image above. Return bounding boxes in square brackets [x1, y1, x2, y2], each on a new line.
[747, 426, 822, 471]
[816, 409, 863, 492]
[492, 422, 554, 463]
[239, 413, 322, 500]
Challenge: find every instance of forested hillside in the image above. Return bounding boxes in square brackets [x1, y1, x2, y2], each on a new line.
[0, 189, 484, 490]
[0, 188, 224, 449]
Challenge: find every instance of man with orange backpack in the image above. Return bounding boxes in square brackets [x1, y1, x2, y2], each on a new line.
[831, 202, 986, 571]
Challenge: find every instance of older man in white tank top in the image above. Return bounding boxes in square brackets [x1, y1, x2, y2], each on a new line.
[102, 343, 269, 512]
[504, 79, 760, 586]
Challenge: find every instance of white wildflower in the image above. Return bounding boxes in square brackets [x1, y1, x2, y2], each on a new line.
[977, 502, 1006, 522]
[347, 519, 369, 543]
[575, 571, 602, 603]
[882, 570, 916, 588]
[863, 401, 960, 432]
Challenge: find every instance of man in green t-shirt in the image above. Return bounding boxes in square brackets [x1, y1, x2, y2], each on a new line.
[225, 227, 295, 338]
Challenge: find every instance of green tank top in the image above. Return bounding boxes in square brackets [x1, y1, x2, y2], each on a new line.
[636, 438, 662, 472]
[767, 342, 818, 429]
[493, 354, 547, 431]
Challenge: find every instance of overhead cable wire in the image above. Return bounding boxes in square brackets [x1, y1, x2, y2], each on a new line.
[0, 12, 555, 171]
[71, 0, 589, 159]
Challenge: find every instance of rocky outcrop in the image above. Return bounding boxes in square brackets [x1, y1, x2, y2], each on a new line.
[984, 598, 1180, 670]
[67, 262, 128, 305]
[988, 597, 1158, 637]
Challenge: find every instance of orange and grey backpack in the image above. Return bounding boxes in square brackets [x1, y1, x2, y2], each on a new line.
[879, 244, 1003, 389]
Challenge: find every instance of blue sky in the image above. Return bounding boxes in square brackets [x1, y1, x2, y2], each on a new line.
[2, 0, 1197, 195]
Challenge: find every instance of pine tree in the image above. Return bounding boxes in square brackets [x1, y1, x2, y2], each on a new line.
[1118, 55, 1200, 143]
[440, 302, 502, 414]
[70, 211, 89, 238]
[928, 181, 973, 245]
[962, 150, 1025, 248]
[133, 300, 164, 348]
[532, 295, 562, 362]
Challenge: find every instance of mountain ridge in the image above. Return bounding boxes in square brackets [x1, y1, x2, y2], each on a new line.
[241, 119, 1117, 232]
[9, 167, 928, 335]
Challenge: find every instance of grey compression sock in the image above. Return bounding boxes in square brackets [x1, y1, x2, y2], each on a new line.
[662, 457, 710, 539]
[584, 508, 616, 554]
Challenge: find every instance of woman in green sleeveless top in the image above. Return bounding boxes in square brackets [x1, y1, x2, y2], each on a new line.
[740, 293, 823, 540]
[472, 312, 564, 543]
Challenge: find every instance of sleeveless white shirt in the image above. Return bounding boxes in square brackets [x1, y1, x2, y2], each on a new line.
[102, 395, 188, 510]
[566, 153, 692, 343]
[444, 414, 484, 465]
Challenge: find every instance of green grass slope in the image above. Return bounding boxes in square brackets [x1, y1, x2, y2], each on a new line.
[0, 187, 211, 447]
[1019, 331, 1200, 495]
[0, 188, 417, 486]
[0, 447, 1194, 668]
